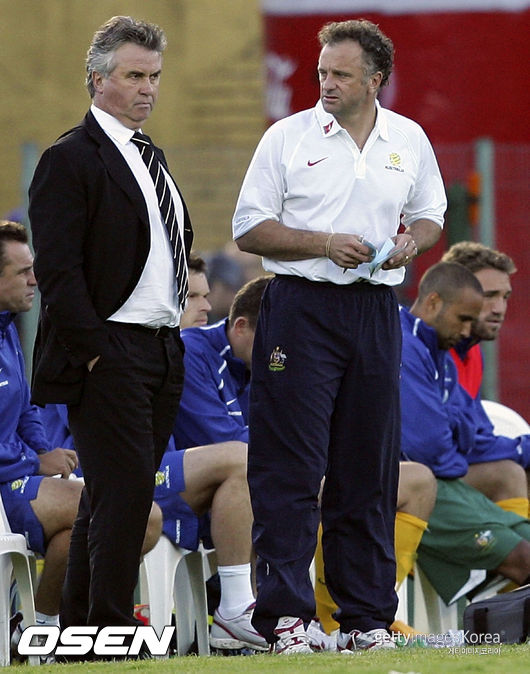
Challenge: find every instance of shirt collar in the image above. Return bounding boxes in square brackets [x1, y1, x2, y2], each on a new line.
[90, 104, 140, 146]
[314, 98, 389, 142]
[375, 100, 389, 141]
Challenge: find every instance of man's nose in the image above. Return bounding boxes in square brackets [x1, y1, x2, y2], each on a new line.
[140, 78, 155, 94]
[322, 73, 336, 90]
[491, 296, 506, 315]
[461, 322, 472, 338]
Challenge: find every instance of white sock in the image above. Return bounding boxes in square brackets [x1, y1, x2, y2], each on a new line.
[217, 563, 254, 619]
[35, 611, 59, 627]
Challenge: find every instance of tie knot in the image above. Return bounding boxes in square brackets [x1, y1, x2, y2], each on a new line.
[131, 131, 151, 148]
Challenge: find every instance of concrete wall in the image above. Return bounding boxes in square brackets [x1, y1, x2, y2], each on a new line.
[2, 0, 265, 250]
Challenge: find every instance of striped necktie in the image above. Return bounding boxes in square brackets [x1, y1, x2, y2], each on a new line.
[131, 131, 188, 309]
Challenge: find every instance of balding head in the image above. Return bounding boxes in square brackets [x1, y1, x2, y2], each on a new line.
[411, 262, 484, 350]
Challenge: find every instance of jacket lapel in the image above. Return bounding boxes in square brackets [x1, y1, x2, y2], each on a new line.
[83, 110, 193, 255]
[83, 111, 150, 227]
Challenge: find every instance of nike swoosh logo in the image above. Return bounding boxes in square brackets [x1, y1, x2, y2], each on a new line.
[307, 157, 328, 166]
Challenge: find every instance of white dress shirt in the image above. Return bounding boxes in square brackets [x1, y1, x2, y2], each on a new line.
[91, 104, 183, 327]
[233, 100, 446, 285]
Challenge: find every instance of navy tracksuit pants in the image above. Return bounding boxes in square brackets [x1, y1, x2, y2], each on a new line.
[248, 275, 401, 641]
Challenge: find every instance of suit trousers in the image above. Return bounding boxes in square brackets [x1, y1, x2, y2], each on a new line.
[249, 276, 401, 641]
[62, 322, 184, 629]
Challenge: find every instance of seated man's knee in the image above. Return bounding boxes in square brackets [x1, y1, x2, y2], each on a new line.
[410, 462, 437, 493]
[216, 441, 248, 478]
[225, 440, 247, 465]
[397, 462, 437, 517]
[496, 539, 530, 585]
[465, 460, 527, 501]
[30, 478, 84, 543]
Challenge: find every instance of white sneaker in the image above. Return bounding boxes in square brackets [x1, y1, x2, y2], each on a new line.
[10, 612, 24, 662]
[272, 616, 313, 654]
[306, 619, 337, 651]
[210, 603, 268, 651]
[10, 615, 56, 665]
[337, 627, 396, 652]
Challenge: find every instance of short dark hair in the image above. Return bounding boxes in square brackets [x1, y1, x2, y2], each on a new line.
[418, 261, 484, 304]
[228, 276, 270, 330]
[318, 19, 394, 87]
[0, 220, 28, 275]
[441, 241, 516, 276]
[188, 252, 207, 275]
[86, 16, 166, 97]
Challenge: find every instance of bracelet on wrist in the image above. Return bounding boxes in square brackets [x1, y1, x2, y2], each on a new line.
[325, 233, 334, 258]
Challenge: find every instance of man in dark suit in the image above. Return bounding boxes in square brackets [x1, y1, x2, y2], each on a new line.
[28, 16, 193, 644]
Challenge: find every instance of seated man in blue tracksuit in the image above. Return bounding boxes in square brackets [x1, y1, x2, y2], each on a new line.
[399, 261, 530, 604]
[0, 221, 83, 652]
[440, 241, 529, 511]
[171, 286, 260, 449]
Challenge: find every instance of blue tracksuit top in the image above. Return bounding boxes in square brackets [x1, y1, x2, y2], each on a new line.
[453, 339, 530, 468]
[39, 403, 75, 450]
[399, 307, 530, 477]
[0, 312, 50, 482]
[172, 319, 249, 448]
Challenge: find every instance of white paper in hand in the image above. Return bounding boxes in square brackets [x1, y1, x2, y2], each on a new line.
[368, 238, 407, 276]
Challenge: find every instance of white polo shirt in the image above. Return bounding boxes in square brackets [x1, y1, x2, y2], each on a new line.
[233, 100, 446, 286]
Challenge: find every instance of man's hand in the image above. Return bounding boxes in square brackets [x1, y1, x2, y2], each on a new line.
[382, 232, 418, 270]
[38, 448, 79, 479]
[382, 219, 442, 270]
[327, 233, 374, 270]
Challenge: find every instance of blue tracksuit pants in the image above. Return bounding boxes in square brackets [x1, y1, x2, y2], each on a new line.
[248, 275, 401, 641]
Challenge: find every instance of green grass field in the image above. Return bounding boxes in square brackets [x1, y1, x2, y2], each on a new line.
[11, 644, 530, 674]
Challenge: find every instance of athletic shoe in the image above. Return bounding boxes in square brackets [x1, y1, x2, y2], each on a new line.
[210, 603, 268, 651]
[337, 627, 396, 652]
[306, 619, 337, 651]
[10, 614, 56, 665]
[39, 651, 56, 665]
[272, 616, 313, 654]
[10, 612, 24, 663]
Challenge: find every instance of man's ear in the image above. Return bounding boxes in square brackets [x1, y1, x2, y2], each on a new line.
[232, 316, 249, 335]
[92, 71, 104, 94]
[368, 71, 383, 93]
[425, 291, 443, 316]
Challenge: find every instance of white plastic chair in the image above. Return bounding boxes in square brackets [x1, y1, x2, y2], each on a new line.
[394, 577, 410, 625]
[139, 535, 210, 656]
[412, 563, 460, 634]
[481, 399, 530, 437]
[199, 543, 217, 583]
[0, 494, 39, 666]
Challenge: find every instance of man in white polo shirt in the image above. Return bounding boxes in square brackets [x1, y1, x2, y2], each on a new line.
[233, 19, 446, 654]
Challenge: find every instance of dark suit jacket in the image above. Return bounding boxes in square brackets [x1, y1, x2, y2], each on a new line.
[29, 110, 193, 405]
